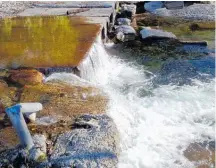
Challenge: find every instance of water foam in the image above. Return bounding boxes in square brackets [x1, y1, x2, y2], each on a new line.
[46, 37, 215, 168]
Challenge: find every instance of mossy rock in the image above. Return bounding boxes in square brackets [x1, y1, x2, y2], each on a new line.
[19, 81, 108, 121]
[136, 14, 215, 48]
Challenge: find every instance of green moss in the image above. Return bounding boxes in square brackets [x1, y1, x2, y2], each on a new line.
[36, 152, 47, 162]
[0, 16, 100, 69]
[137, 15, 215, 49]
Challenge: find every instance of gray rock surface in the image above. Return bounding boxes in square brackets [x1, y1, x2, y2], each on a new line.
[164, 1, 184, 9]
[32, 1, 115, 8]
[121, 4, 137, 16]
[155, 4, 215, 21]
[117, 18, 131, 25]
[40, 114, 119, 168]
[144, 1, 163, 13]
[0, 1, 32, 18]
[0, 115, 119, 168]
[140, 27, 176, 40]
[115, 25, 136, 42]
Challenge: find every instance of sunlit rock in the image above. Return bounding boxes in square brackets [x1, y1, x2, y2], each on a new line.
[8, 69, 44, 86]
[19, 81, 108, 121]
[140, 27, 176, 40]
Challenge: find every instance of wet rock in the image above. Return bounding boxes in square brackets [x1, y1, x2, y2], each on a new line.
[117, 18, 131, 25]
[115, 25, 136, 42]
[140, 27, 177, 40]
[164, 1, 184, 9]
[184, 142, 215, 167]
[144, 1, 163, 13]
[154, 58, 214, 86]
[8, 69, 44, 86]
[40, 114, 119, 168]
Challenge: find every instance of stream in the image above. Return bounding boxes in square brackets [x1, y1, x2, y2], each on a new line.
[47, 37, 215, 168]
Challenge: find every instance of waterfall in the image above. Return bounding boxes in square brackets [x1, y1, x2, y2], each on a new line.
[46, 36, 215, 168]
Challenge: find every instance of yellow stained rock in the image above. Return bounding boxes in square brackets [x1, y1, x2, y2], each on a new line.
[0, 16, 101, 69]
[8, 69, 44, 85]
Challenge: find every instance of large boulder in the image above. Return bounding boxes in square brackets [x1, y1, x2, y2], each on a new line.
[140, 27, 177, 40]
[40, 114, 119, 168]
[8, 69, 44, 86]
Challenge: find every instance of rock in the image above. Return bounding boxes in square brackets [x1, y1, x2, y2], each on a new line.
[121, 4, 136, 16]
[140, 27, 176, 40]
[29, 148, 47, 162]
[8, 69, 44, 86]
[117, 18, 131, 25]
[155, 4, 215, 21]
[41, 114, 119, 168]
[0, 79, 8, 88]
[164, 1, 184, 9]
[32, 134, 47, 154]
[184, 142, 215, 167]
[180, 41, 208, 46]
[115, 25, 136, 42]
[144, 1, 163, 13]
[19, 82, 108, 121]
[0, 102, 4, 114]
[0, 80, 15, 110]
[154, 58, 214, 85]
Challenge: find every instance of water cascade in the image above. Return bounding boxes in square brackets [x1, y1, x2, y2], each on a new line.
[46, 36, 215, 168]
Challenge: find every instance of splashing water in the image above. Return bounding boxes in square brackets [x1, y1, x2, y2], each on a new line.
[46, 37, 215, 168]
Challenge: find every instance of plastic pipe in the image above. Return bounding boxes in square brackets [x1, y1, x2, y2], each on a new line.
[19, 103, 43, 113]
[5, 103, 42, 149]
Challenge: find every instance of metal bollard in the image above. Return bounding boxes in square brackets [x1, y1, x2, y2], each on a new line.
[5, 103, 42, 150]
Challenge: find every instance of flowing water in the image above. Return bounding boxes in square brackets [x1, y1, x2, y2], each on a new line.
[46, 37, 215, 168]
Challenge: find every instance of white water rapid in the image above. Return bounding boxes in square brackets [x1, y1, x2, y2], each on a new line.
[46, 37, 215, 168]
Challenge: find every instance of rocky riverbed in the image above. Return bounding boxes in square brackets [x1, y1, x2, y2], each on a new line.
[0, 1, 215, 168]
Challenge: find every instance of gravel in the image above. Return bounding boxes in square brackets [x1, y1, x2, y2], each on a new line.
[0, 1, 33, 18]
[155, 4, 215, 21]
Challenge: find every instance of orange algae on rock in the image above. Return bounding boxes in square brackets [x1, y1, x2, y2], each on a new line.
[0, 16, 101, 69]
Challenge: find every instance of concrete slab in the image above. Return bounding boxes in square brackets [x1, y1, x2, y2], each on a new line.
[74, 8, 113, 17]
[32, 1, 115, 8]
[0, 16, 101, 69]
[42, 8, 72, 16]
[18, 8, 74, 16]
[18, 8, 48, 16]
